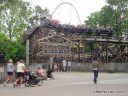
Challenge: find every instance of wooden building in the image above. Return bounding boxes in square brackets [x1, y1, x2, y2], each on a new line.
[23, 17, 84, 66]
[23, 16, 128, 67]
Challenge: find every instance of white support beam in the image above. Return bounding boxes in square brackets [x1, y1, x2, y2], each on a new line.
[26, 39, 29, 69]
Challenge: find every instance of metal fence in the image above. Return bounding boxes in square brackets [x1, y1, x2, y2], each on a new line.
[1, 62, 128, 83]
[0, 66, 6, 83]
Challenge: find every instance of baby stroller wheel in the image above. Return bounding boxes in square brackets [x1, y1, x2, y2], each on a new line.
[38, 79, 43, 86]
[25, 81, 30, 87]
[29, 80, 35, 87]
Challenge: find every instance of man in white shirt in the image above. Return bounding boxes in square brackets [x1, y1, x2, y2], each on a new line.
[67, 60, 71, 72]
[62, 59, 66, 72]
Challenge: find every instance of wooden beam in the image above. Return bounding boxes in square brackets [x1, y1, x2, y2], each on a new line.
[73, 37, 128, 44]
[26, 39, 29, 69]
[37, 35, 55, 41]
[37, 34, 73, 43]
[56, 34, 73, 43]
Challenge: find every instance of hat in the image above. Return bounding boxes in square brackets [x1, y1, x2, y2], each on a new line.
[9, 59, 13, 63]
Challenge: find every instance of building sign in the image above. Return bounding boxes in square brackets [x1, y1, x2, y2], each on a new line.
[40, 42, 71, 56]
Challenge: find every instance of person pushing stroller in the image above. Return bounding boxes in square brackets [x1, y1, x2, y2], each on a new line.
[13, 60, 26, 87]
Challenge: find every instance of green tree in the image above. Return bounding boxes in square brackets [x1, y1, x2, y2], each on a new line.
[0, 0, 32, 41]
[0, 0, 49, 41]
[5, 41, 26, 62]
[85, 0, 128, 36]
[0, 33, 8, 51]
[0, 0, 49, 63]
[28, 5, 49, 25]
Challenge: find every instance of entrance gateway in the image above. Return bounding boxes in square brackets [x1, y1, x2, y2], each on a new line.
[24, 25, 82, 69]
[37, 42, 71, 56]
[36, 34, 73, 68]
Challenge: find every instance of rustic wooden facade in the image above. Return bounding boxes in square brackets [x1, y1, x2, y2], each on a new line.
[23, 16, 128, 64]
[23, 24, 78, 64]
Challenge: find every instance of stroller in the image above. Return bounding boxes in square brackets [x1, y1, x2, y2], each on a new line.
[47, 68, 54, 80]
[13, 70, 43, 87]
[25, 70, 43, 87]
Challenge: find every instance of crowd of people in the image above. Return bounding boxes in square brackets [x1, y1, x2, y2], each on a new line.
[52, 59, 72, 72]
[3, 59, 54, 87]
[3, 57, 102, 87]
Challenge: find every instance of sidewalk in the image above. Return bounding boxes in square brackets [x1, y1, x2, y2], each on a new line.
[0, 72, 128, 96]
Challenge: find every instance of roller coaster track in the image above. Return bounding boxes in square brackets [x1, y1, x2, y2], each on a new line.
[51, 2, 81, 25]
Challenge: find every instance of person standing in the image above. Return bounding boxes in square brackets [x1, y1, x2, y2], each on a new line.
[62, 59, 66, 72]
[3, 59, 14, 86]
[67, 60, 71, 72]
[77, 63, 80, 71]
[92, 57, 102, 84]
[13, 59, 26, 87]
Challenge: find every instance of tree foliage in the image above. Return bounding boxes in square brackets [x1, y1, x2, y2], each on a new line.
[5, 41, 26, 62]
[0, 0, 49, 63]
[29, 5, 49, 25]
[0, 0, 49, 41]
[0, 33, 9, 51]
[85, 0, 128, 36]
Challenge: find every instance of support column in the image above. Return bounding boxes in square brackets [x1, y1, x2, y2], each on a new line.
[78, 40, 80, 63]
[26, 39, 29, 70]
[106, 43, 108, 63]
[49, 57, 53, 69]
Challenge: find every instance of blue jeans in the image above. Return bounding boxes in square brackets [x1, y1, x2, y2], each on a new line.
[67, 66, 71, 72]
[93, 70, 98, 80]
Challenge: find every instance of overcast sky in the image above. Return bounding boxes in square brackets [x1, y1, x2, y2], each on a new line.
[27, 0, 107, 25]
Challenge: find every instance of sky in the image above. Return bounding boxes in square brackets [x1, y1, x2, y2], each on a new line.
[27, 0, 107, 25]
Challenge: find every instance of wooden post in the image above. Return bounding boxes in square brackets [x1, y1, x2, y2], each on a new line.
[78, 40, 80, 63]
[26, 39, 29, 70]
[49, 57, 53, 69]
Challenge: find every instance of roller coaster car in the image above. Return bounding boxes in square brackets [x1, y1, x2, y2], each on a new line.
[63, 26, 76, 35]
[96, 28, 113, 36]
[46, 23, 58, 29]
[77, 28, 93, 35]
[63, 28, 71, 35]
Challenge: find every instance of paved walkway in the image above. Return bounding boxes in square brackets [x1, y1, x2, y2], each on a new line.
[0, 72, 128, 96]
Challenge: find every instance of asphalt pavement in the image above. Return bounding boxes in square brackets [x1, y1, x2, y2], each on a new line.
[0, 72, 128, 96]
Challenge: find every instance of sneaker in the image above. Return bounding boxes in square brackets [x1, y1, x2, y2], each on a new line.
[11, 84, 14, 87]
[13, 83, 18, 88]
[93, 79, 97, 84]
[3, 82, 6, 87]
[20, 84, 24, 88]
